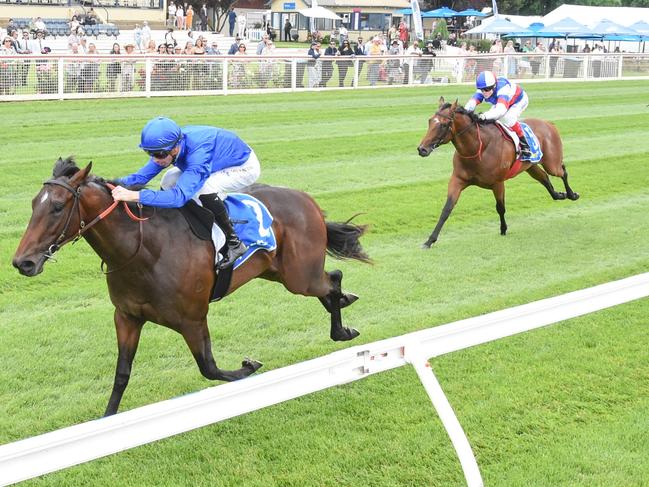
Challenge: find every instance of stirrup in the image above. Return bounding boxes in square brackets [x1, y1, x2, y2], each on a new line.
[217, 240, 247, 270]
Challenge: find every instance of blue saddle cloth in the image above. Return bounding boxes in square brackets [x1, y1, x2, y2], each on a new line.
[225, 193, 277, 269]
[521, 122, 543, 163]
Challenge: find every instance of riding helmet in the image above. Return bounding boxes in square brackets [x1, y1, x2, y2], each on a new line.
[139, 117, 183, 151]
[476, 71, 497, 91]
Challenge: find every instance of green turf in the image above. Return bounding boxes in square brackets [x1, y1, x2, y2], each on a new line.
[1, 80, 648, 486]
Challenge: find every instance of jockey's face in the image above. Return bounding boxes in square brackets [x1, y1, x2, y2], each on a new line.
[480, 86, 494, 97]
[150, 146, 180, 167]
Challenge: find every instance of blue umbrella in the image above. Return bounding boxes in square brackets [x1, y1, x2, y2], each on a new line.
[541, 17, 598, 38]
[628, 20, 649, 36]
[394, 8, 413, 15]
[422, 7, 458, 18]
[455, 9, 488, 17]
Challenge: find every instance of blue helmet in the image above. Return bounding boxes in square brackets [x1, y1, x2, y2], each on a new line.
[476, 71, 497, 90]
[139, 117, 182, 151]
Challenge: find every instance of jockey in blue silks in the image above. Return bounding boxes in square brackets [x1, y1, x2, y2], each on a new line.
[464, 70, 532, 159]
[111, 117, 261, 269]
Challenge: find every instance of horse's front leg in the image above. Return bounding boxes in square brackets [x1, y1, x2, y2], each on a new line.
[104, 309, 145, 416]
[318, 269, 359, 341]
[423, 175, 466, 248]
[560, 164, 580, 201]
[182, 320, 262, 382]
[492, 181, 507, 236]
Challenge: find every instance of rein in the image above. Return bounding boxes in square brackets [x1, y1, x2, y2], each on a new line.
[42, 179, 150, 273]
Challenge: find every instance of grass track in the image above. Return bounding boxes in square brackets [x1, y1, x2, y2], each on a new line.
[1, 81, 649, 486]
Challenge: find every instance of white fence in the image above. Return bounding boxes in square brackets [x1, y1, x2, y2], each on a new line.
[1, 272, 648, 486]
[1, 52, 648, 101]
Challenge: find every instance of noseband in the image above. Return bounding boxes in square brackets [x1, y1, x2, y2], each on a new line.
[42, 179, 149, 272]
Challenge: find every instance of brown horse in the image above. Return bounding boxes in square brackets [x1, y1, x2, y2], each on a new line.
[417, 97, 579, 248]
[12, 157, 370, 416]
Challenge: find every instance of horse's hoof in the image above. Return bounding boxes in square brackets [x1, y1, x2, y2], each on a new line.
[421, 242, 432, 249]
[340, 293, 359, 309]
[554, 192, 567, 200]
[331, 327, 360, 342]
[242, 358, 263, 372]
[569, 192, 580, 201]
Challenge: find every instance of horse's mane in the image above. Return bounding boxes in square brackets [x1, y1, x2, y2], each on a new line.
[51, 156, 144, 191]
[439, 104, 495, 126]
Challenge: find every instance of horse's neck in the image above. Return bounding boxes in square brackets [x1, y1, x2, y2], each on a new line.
[80, 186, 144, 263]
[451, 116, 482, 160]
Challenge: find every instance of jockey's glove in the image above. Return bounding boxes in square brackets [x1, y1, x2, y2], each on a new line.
[478, 113, 486, 121]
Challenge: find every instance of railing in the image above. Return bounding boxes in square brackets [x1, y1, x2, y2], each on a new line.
[1, 272, 648, 486]
[0, 52, 648, 101]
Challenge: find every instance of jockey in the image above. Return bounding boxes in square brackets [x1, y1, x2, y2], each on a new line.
[464, 71, 532, 159]
[112, 117, 261, 270]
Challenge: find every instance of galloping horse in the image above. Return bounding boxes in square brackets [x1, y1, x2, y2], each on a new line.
[13, 157, 370, 416]
[417, 97, 579, 248]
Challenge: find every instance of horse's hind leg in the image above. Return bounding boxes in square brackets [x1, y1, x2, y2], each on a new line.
[105, 309, 145, 416]
[182, 320, 262, 382]
[317, 270, 360, 341]
[492, 182, 507, 236]
[526, 165, 566, 200]
[559, 164, 580, 201]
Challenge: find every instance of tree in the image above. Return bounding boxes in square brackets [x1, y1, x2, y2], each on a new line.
[202, 0, 238, 33]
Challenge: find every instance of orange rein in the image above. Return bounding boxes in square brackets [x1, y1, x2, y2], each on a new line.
[454, 117, 483, 161]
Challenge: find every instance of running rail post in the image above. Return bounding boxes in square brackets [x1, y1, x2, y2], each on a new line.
[405, 343, 484, 487]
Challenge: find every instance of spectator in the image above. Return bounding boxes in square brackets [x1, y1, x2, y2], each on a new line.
[237, 14, 246, 39]
[121, 43, 136, 92]
[141, 20, 152, 47]
[398, 20, 408, 44]
[6, 19, 17, 36]
[80, 42, 99, 93]
[228, 8, 236, 37]
[386, 39, 402, 85]
[489, 39, 503, 54]
[175, 4, 185, 30]
[338, 24, 348, 46]
[266, 23, 276, 42]
[367, 37, 382, 86]
[256, 34, 269, 55]
[419, 40, 436, 83]
[307, 41, 322, 88]
[145, 39, 157, 53]
[70, 15, 81, 35]
[432, 33, 442, 50]
[228, 36, 242, 55]
[354, 37, 367, 77]
[207, 41, 220, 54]
[284, 18, 292, 42]
[186, 6, 194, 31]
[65, 43, 82, 93]
[322, 39, 337, 87]
[134, 24, 143, 52]
[337, 39, 353, 87]
[504, 39, 516, 76]
[231, 42, 248, 88]
[168, 1, 177, 28]
[107, 42, 121, 91]
[33, 17, 47, 36]
[165, 28, 177, 47]
[199, 4, 208, 32]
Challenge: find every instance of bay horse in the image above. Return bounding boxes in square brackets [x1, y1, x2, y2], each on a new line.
[12, 157, 370, 416]
[417, 97, 579, 248]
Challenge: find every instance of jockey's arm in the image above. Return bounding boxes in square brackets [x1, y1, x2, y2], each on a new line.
[464, 95, 481, 112]
[481, 101, 508, 121]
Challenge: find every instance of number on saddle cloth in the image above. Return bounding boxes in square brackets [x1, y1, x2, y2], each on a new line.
[519, 122, 543, 163]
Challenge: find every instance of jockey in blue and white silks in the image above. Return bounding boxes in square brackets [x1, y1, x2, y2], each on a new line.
[464, 71, 532, 158]
[112, 117, 261, 269]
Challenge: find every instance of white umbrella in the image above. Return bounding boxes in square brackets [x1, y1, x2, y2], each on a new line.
[299, 5, 342, 21]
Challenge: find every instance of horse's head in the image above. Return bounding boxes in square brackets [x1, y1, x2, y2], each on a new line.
[13, 157, 93, 276]
[417, 97, 459, 157]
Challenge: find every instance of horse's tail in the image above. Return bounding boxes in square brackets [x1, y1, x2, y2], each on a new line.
[325, 215, 372, 264]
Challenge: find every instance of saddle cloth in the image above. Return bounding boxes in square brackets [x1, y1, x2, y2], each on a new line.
[217, 193, 277, 270]
[496, 121, 543, 163]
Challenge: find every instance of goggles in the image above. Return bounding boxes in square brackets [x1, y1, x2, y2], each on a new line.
[480, 86, 494, 92]
[146, 149, 172, 159]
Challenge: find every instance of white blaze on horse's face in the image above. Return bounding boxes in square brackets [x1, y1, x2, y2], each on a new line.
[40, 191, 49, 204]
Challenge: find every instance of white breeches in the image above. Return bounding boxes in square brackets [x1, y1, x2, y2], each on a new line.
[499, 92, 528, 128]
[161, 149, 261, 201]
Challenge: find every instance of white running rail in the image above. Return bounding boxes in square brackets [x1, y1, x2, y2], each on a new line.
[1, 272, 648, 486]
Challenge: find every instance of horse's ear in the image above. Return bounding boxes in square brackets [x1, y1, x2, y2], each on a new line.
[438, 96, 445, 106]
[70, 162, 93, 185]
[450, 99, 458, 110]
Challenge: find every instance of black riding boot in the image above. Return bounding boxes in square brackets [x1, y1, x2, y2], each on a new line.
[518, 136, 532, 159]
[199, 194, 247, 270]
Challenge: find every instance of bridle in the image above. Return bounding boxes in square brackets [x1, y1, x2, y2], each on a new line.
[428, 109, 483, 160]
[42, 179, 149, 273]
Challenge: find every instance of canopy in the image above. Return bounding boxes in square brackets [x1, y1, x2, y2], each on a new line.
[394, 8, 413, 15]
[456, 9, 489, 17]
[542, 17, 595, 36]
[299, 6, 342, 20]
[422, 7, 458, 18]
[590, 19, 639, 37]
[464, 16, 528, 35]
[629, 20, 649, 35]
